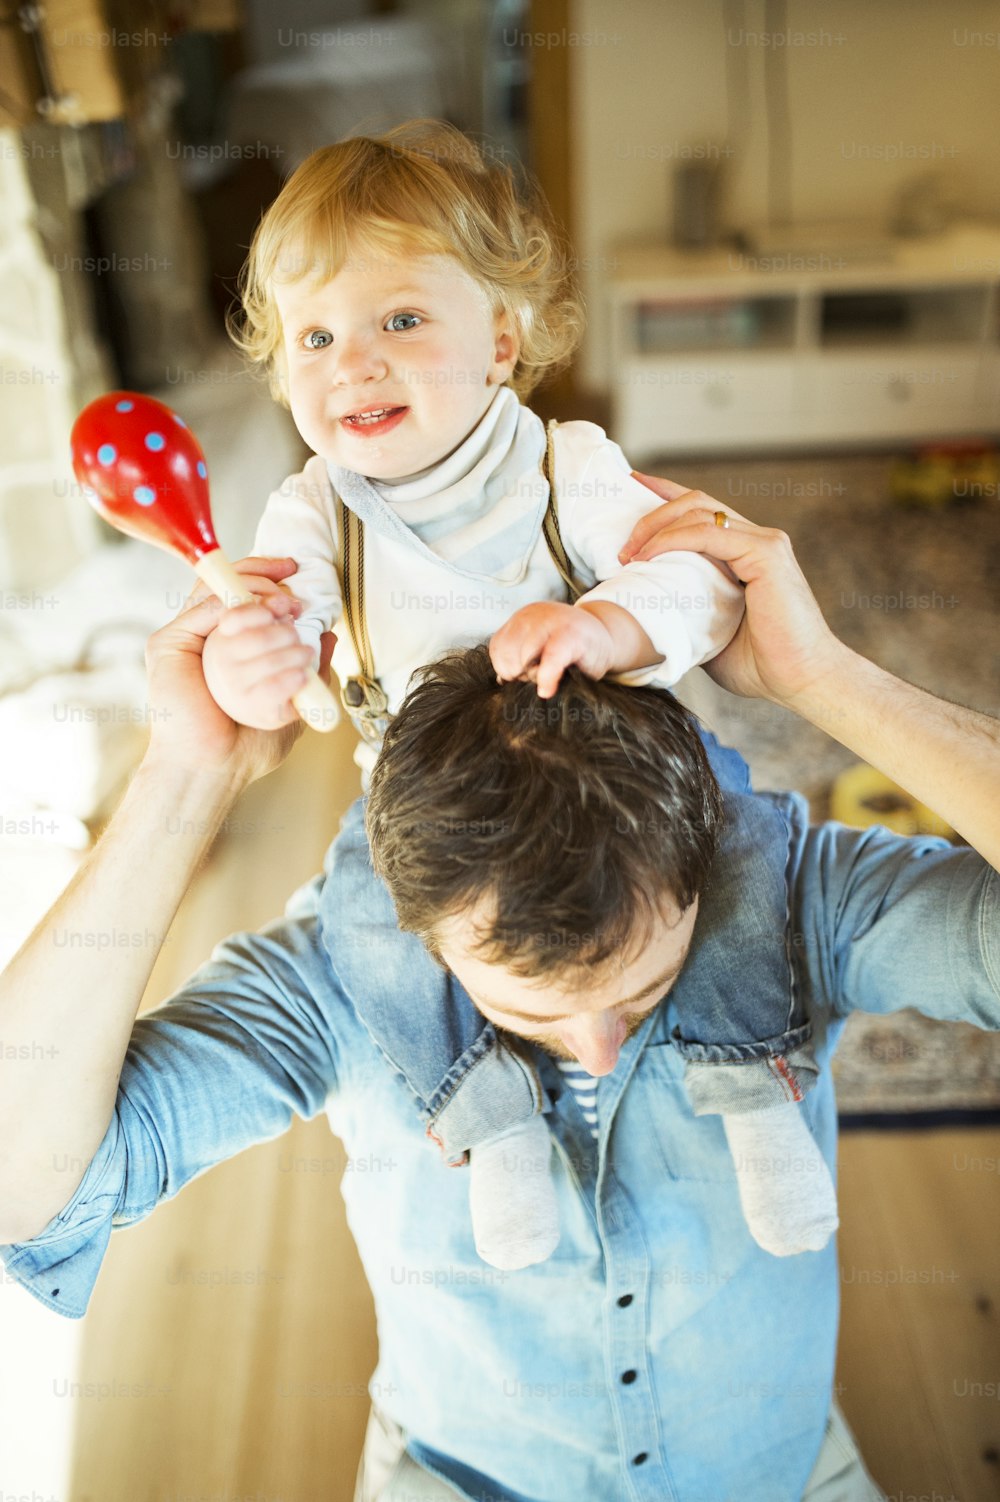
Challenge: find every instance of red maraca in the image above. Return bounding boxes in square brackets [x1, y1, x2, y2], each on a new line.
[71, 391, 337, 731]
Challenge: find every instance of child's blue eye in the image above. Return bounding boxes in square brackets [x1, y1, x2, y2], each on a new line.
[304, 329, 332, 349]
[387, 313, 421, 332]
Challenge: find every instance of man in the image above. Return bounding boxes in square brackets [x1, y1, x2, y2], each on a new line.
[1, 483, 997, 1501]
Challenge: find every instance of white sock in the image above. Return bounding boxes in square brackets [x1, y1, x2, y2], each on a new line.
[468, 1116, 560, 1271]
[723, 1102, 839, 1257]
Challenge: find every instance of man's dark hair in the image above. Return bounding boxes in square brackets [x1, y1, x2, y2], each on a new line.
[365, 645, 723, 980]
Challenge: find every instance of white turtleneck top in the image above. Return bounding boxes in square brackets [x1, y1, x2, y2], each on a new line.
[252, 387, 744, 780]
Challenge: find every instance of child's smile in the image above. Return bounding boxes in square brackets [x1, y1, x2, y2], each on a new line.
[273, 249, 519, 480]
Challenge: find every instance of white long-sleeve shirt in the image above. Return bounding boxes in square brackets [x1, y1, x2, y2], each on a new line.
[253, 414, 744, 778]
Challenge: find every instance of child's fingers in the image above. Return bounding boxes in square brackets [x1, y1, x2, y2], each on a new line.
[209, 604, 313, 694]
[185, 561, 303, 613]
[245, 666, 312, 728]
[215, 606, 303, 654]
[222, 659, 313, 730]
[535, 629, 585, 700]
[491, 613, 551, 681]
[237, 555, 300, 575]
[215, 603, 270, 632]
[159, 590, 298, 662]
[491, 631, 540, 682]
[262, 587, 303, 618]
[226, 639, 314, 688]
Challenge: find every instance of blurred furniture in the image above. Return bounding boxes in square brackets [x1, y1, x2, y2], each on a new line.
[0, 0, 240, 127]
[224, 17, 456, 174]
[609, 223, 1000, 460]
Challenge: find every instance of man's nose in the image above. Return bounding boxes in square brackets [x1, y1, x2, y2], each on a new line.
[558, 1013, 627, 1076]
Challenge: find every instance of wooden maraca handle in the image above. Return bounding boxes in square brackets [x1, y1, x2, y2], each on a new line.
[193, 548, 339, 734]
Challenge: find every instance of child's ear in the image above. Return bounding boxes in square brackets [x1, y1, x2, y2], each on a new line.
[487, 312, 520, 386]
[270, 347, 291, 407]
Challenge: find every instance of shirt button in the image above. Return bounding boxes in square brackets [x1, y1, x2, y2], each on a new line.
[617, 1293, 634, 1308]
[621, 1369, 638, 1384]
[632, 1452, 649, 1466]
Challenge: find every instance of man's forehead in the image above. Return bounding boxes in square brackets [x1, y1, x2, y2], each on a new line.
[434, 889, 695, 1012]
[437, 887, 690, 946]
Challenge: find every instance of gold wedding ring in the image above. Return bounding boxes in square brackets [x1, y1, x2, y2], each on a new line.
[714, 510, 730, 529]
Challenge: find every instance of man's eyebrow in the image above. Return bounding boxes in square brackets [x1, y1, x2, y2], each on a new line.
[481, 959, 684, 1026]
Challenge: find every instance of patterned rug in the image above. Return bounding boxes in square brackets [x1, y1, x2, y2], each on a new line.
[658, 449, 1000, 1120]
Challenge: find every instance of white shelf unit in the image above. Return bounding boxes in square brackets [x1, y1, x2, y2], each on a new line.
[608, 225, 1000, 460]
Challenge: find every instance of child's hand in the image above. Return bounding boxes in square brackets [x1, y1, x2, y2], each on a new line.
[202, 591, 318, 731]
[489, 602, 616, 700]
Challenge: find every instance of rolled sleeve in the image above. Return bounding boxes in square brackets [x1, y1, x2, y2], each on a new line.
[580, 555, 744, 687]
[0, 879, 344, 1319]
[553, 422, 745, 687]
[785, 793, 1000, 1028]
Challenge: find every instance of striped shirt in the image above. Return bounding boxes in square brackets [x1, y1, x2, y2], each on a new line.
[555, 1059, 600, 1139]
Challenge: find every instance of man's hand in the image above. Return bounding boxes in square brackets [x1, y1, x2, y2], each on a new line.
[618, 476, 848, 707]
[145, 556, 335, 786]
[621, 473, 1000, 873]
[490, 601, 619, 700]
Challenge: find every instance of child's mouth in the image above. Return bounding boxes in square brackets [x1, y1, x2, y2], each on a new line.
[340, 406, 409, 436]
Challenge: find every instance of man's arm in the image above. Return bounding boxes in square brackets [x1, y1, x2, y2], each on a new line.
[0, 559, 326, 1243]
[782, 796, 1000, 1030]
[0, 877, 343, 1319]
[785, 653, 1000, 875]
[620, 478, 1000, 876]
[0, 760, 242, 1244]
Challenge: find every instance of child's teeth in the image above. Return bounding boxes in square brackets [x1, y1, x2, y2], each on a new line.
[351, 408, 392, 423]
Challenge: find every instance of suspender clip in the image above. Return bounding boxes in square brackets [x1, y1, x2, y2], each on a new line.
[341, 675, 390, 742]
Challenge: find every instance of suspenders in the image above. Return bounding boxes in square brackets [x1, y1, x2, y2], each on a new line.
[334, 416, 586, 744]
[336, 484, 390, 743]
[539, 418, 584, 602]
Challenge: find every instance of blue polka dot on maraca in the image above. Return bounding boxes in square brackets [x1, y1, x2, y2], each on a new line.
[115, 400, 134, 413]
[144, 431, 165, 452]
[172, 414, 186, 428]
[196, 461, 207, 478]
[134, 485, 156, 506]
[97, 443, 116, 465]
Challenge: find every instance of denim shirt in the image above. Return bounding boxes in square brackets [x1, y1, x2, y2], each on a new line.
[319, 778, 820, 1173]
[2, 793, 997, 1502]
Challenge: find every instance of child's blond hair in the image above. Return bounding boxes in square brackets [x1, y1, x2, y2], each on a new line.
[228, 119, 585, 405]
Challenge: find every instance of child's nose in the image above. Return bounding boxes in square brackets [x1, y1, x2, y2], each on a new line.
[333, 337, 388, 387]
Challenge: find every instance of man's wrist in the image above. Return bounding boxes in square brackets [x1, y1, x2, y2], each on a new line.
[772, 643, 878, 731]
[136, 749, 251, 814]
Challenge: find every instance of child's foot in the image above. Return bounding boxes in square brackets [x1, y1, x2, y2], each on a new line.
[469, 1116, 560, 1270]
[723, 1102, 839, 1257]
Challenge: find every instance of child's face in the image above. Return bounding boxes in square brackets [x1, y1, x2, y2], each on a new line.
[273, 248, 519, 479]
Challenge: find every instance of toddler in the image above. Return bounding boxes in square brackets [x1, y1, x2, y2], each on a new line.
[203, 119, 838, 1268]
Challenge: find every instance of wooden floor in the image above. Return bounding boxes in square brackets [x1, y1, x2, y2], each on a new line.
[836, 1130, 1000, 1502]
[62, 726, 1000, 1502]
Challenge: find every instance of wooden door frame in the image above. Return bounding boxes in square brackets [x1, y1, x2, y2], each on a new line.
[528, 0, 598, 418]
